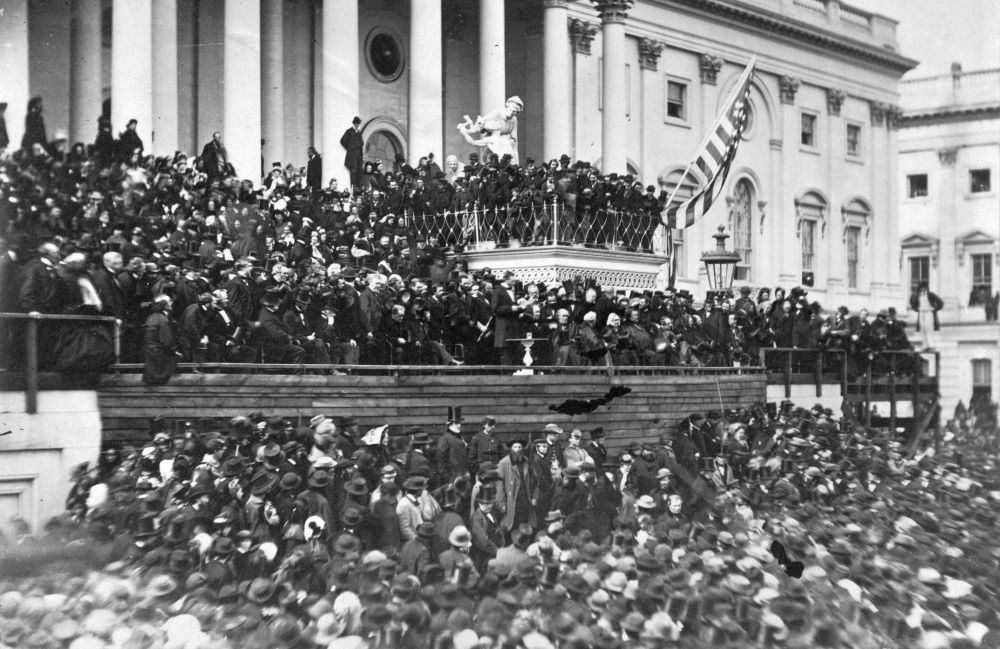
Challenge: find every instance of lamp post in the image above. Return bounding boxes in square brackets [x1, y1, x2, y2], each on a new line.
[700, 225, 741, 300]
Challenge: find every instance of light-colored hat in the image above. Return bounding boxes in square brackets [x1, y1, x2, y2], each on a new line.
[449, 526, 472, 549]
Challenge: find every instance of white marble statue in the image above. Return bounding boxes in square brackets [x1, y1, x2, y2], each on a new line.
[457, 96, 523, 164]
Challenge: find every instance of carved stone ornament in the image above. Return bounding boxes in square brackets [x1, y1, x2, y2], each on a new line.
[794, 198, 826, 240]
[937, 147, 958, 167]
[869, 101, 887, 126]
[591, 0, 634, 23]
[639, 38, 665, 71]
[509, 265, 657, 290]
[568, 18, 598, 56]
[700, 53, 723, 85]
[757, 200, 768, 235]
[826, 89, 846, 116]
[779, 76, 800, 105]
[886, 104, 903, 130]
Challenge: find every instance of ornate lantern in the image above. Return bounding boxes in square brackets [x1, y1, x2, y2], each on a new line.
[700, 225, 741, 293]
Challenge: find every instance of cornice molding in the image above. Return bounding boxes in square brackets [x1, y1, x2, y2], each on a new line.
[660, 0, 918, 74]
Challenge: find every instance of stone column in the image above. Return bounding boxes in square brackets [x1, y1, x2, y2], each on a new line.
[111, 0, 153, 147]
[70, 0, 102, 145]
[261, 0, 284, 167]
[868, 100, 888, 299]
[323, 0, 360, 188]
[0, 0, 29, 151]
[593, 0, 632, 175]
[409, 0, 443, 161]
[479, 0, 506, 112]
[223, 0, 262, 181]
[542, 0, 570, 160]
[152, 0, 179, 155]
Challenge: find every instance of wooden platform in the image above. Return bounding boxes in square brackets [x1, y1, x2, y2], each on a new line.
[96, 369, 767, 451]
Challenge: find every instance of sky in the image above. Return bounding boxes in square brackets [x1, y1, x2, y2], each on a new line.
[848, 0, 1000, 78]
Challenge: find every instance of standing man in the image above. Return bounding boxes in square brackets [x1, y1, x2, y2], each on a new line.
[116, 119, 144, 162]
[496, 438, 537, 538]
[467, 416, 504, 478]
[491, 271, 526, 365]
[201, 131, 229, 181]
[435, 407, 468, 487]
[340, 116, 364, 190]
[306, 146, 323, 194]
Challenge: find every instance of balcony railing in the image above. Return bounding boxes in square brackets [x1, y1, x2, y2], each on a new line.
[405, 200, 669, 256]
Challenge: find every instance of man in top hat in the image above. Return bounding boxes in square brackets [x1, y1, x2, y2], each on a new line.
[467, 416, 504, 478]
[404, 428, 433, 478]
[470, 484, 503, 574]
[435, 407, 468, 486]
[340, 116, 364, 189]
[282, 292, 331, 364]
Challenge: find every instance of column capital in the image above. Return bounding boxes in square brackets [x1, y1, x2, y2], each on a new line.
[885, 104, 903, 130]
[638, 38, 665, 71]
[937, 147, 958, 167]
[779, 75, 800, 105]
[542, 0, 569, 7]
[869, 100, 887, 126]
[825, 88, 846, 116]
[699, 53, 723, 85]
[568, 17, 598, 55]
[591, 0, 633, 23]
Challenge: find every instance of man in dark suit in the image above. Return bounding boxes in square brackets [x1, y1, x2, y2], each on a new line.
[256, 290, 305, 364]
[306, 146, 323, 193]
[224, 260, 257, 326]
[19, 242, 62, 313]
[490, 271, 526, 365]
[201, 131, 228, 181]
[90, 251, 126, 320]
[339, 116, 364, 189]
[436, 408, 468, 486]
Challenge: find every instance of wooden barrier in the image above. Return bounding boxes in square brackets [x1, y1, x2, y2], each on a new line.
[97, 371, 767, 452]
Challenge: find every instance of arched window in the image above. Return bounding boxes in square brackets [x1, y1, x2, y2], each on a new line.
[364, 130, 404, 174]
[732, 179, 754, 281]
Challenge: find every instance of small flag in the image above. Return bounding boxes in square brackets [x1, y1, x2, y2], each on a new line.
[361, 424, 388, 446]
[663, 56, 757, 229]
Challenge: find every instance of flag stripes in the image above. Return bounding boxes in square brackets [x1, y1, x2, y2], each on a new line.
[662, 56, 757, 229]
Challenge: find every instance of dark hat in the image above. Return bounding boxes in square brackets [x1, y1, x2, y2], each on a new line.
[352, 116, 362, 125]
[477, 484, 497, 503]
[410, 431, 431, 445]
[308, 470, 331, 489]
[345, 476, 370, 496]
[447, 406, 464, 423]
[279, 472, 302, 491]
[590, 427, 606, 439]
[245, 577, 277, 604]
[403, 476, 428, 491]
[416, 522, 437, 541]
[211, 537, 235, 555]
[220, 456, 246, 477]
[340, 507, 363, 529]
[482, 416, 497, 425]
[250, 471, 279, 497]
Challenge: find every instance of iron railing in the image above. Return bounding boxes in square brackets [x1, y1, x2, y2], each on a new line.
[405, 199, 669, 255]
[0, 312, 121, 414]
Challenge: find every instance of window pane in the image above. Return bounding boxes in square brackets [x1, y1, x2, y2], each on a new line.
[972, 359, 992, 386]
[801, 220, 815, 271]
[970, 169, 991, 193]
[907, 174, 928, 198]
[733, 180, 753, 282]
[847, 226, 860, 289]
[909, 255, 929, 293]
[801, 114, 816, 146]
[972, 253, 993, 300]
[846, 124, 860, 155]
[667, 81, 686, 120]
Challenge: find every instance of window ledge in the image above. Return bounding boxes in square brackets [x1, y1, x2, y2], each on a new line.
[799, 145, 821, 156]
[665, 117, 692, 129]
[845, 154, 864, 165]
[965, 191, 996, 200]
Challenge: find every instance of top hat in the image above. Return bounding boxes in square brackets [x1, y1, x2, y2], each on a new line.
[447, 407, 464, 423]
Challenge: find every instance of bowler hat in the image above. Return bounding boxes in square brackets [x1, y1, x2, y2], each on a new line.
[308, 470, 331, 489]
[345, 476, 370, 496]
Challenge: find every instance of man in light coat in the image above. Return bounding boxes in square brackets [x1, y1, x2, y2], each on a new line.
[496, 439, 538, 536]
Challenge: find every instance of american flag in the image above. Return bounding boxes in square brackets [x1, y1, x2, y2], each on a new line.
[662, 56, 757, 229]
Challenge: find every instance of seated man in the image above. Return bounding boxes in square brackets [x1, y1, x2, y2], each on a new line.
[282, 293, 331, 364]
[256, 290, 306, 364]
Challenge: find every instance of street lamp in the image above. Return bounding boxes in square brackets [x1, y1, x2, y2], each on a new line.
[700, 225, 741, 296]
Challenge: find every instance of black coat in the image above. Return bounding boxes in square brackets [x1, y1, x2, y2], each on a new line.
[18, 258, 62, 313]
[21, 109, 46, 150]
[90, 266, 126, 319]
[307, 154, 323, 190]
[340, 127, 363, 167]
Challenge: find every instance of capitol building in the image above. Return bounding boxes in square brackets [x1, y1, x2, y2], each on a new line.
[2, 0, 916, 305]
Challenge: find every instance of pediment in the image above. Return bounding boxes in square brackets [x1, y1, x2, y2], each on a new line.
[901, 233, 939, 248]
[956, 229, 995, 246]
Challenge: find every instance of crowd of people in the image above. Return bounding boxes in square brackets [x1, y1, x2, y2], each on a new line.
[0, 101, 925, 380]
[0, 401, 996, 649]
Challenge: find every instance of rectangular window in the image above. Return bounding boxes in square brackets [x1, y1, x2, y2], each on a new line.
[972, 253, 993, 298]
[801, 220, 816, 271]
[846, 124, 861, 156]
[672, 229, 686, 278]
[970, 169, 992, 193]
[801, 113, 816, 147]
[909, 255, 930, 293]
[972, 359, 993, 403]
[667, 81, 687, 121]
[907, 174, 928, 198]
[846, 226, 861, 289]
